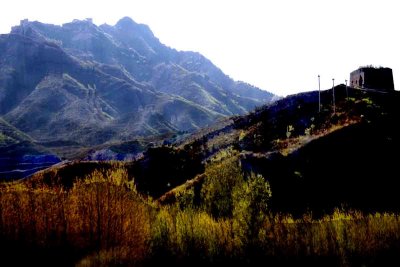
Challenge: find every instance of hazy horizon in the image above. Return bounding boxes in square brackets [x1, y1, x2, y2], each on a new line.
[1, 0, 398, 96]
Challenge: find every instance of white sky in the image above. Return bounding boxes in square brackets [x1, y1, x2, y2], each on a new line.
[1, 0, 399, 96]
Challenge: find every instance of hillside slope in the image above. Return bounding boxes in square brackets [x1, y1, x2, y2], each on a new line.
[22, 86, 400, 215]
[0, 117, 60, 179]
[186, 86, 400, 214]
[154, 86, 398, 213]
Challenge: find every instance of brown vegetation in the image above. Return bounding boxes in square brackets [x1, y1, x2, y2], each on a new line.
[1, 159, 400, 266]
[0, 168, 150, 266]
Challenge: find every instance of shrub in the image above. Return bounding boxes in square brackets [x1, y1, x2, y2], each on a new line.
[200, 156, 243, 218]
[232, 173, 272, 248]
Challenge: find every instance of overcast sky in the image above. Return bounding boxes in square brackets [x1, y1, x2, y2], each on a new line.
[1, 0, 398, 96]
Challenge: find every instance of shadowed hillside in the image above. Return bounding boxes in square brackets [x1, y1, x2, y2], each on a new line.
[164, 86, 400, 215]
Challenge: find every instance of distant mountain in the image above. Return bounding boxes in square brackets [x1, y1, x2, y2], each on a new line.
[0, 17, 274, 164]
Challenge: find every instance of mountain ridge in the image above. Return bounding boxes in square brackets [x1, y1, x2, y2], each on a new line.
[0, 17, 274, 167]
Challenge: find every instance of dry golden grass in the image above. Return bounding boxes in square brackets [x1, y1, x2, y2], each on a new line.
[1, 165, 400, 266]
[0, 168, 150, 265]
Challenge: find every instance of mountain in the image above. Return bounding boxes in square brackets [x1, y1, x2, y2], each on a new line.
[0, 17, 274, 167]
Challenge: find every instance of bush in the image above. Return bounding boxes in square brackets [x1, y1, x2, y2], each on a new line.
[200, 156, 243, 218]
[233, 173, 271, 248]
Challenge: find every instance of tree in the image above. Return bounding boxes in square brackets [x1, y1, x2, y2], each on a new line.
[233, 173, 271, 246]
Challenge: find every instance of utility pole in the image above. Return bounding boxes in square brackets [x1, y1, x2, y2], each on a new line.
[318, 75, 321, 113]
[332, 78, 335, 114]
[345, 79, 348, 100]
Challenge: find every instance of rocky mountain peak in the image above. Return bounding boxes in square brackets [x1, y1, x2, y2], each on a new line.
[116, 16, 137, 27]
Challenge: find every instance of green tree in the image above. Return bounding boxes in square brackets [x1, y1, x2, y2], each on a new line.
[201, 156, 243, 218]
[233, 173, 271, 246]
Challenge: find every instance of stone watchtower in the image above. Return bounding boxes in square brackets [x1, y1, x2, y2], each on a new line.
[350, 66, 395, 91]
